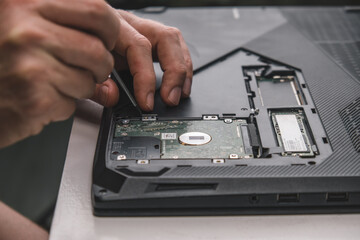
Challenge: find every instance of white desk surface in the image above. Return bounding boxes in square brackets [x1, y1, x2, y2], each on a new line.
[50, 100, 360, 240]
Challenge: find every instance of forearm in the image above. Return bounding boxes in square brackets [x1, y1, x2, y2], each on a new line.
[0, 202, 48, 240]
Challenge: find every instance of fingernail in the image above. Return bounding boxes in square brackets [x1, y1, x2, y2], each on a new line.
[100, 85, 109, 106]
[183, 77, 192, 97]
[168, 87, 181, 105]
[146, 92, 154, 110]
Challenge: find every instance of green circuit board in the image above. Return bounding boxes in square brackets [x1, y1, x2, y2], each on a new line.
[114, 119, 251, 159]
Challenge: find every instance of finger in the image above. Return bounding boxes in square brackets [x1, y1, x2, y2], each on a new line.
[51, 64, 96, 100]
[178, 34, 193, 98]
[37, 0, 119, 50]
[20, 50, 97, 100]
[29, 90, 76, 125]
[118, 11, 190, 105]
[25, 84, 76, 132]
[91, 78, 119, 107]
[31, 17, 114, 83]
[49, 93, 76, 122]
[113, 18, 156, 111]
[155, 27, 187, 106]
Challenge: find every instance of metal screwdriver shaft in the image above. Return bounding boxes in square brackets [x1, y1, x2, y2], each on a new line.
[111, 69, 142, 115]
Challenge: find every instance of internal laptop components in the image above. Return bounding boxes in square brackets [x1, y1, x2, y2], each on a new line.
[243, 66, 307, 108]
[256, 75, 305, 106]
[270, 109, 317, 157]
[93, 47, 336, 217]
[113, 119, 253, 160]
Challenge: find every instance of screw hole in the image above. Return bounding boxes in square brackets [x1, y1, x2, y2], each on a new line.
[154, 144, 159, 149]
[308, 161, 316, 165]
[322, 137, 329, 144]
[112, 151, 119, 155]
[311, 108, 316, 114]
[301, 84, 306, 88]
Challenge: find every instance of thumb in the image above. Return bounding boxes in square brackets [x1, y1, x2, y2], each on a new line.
[91, 78, 119, 107]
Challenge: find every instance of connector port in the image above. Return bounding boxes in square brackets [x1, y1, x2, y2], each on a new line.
[326, 192, 349, 202]
[277, 193, 299, 203]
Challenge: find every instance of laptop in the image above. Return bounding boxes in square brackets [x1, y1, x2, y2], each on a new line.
[92, 7, 360, 216]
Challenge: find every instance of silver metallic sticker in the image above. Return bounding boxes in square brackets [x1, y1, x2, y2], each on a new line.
[179, 132, 212, 146]
[275, 114, 307, 152]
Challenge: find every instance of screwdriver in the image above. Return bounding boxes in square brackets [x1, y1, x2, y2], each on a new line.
[111, 69, 142, 115]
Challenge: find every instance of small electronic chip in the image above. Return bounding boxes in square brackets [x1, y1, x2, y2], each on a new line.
[271, 110, 316, 157]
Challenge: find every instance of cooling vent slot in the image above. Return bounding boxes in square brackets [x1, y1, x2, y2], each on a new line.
[339, 97, 360, 152]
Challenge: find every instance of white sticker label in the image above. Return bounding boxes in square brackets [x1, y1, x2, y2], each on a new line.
[161, 133, 177, 140]
[275, 114, 308, 152]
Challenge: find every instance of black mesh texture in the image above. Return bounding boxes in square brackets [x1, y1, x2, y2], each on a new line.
[339, 97, 360, 152]
[282, 8, 360, 82]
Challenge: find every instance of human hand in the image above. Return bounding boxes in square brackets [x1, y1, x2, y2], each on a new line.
[92, 10, 193, 111]
[0, 0, 119, 148]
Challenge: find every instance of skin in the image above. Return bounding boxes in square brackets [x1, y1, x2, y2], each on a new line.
[0, 0, 193, 148]
[0, 0, 193, 238]
[0, 202, 48, 240]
